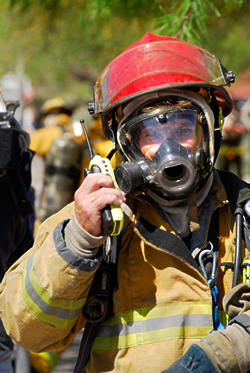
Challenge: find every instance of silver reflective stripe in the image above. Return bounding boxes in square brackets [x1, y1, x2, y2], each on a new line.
[93, 303, 213, 349]
[24, 254, 84, 327]
[98, 313, 211, 338]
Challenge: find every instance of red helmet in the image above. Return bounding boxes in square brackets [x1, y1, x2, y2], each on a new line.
[91, 33, 234, 137]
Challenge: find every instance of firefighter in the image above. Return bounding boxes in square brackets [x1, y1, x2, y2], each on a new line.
[0, 33, 249, 373]
[30, 99, 112, 224]
[216, 99, 247, 178]
[30, 96, 74, 156]
[30, 97, 83, 224]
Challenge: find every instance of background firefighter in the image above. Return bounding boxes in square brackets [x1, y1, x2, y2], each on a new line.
[30, 97, 113, 226]
[29, 97, 82, 224]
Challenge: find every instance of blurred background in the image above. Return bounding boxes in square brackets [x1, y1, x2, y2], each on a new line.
[0, 0, 249, 124]
[0, 1, 249, 371]
[0, 1, 249, 182]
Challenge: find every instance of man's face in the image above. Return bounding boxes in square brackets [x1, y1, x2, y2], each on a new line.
[138, 111, 203, 160]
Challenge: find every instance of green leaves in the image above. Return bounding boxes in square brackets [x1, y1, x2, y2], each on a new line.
[1, 0, 249, 100]
[154, 0, 221, 44]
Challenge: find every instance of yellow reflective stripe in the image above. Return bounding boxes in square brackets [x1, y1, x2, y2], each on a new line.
[94, 325, 212, 350]
[93, 302, 213, 350]
[38, 351, 59, 371]
[22, 252, 85, 329]
[219, 145, 249, 155]
[219, 310, 229, 326]
[106, 302, 212, 324]
[30, 351, 59, 372]
[29, 252, 84, 310]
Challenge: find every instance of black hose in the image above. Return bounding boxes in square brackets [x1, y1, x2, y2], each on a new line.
[232, 207, 243, 288]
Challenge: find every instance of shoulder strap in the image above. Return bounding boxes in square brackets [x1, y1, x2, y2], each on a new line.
[74, 322, 99, 373]
[218, 169, 250, 249]
[217, 169, 249, 216]
[218, 169, 250, 287]
[74, 236, 120, 373]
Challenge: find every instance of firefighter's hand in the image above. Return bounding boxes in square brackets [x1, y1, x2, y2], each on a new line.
[74, 173, 126, 236]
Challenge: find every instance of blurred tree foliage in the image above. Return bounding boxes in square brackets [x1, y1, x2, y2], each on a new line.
[0, 0, 249, 102]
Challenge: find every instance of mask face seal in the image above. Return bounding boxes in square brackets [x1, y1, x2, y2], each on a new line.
[115, 99, 213, 199]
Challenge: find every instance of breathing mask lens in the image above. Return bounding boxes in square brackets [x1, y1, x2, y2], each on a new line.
[118, 109, 204, 161]
[116, 107, 208, 197]
[140, 110, 204, 160]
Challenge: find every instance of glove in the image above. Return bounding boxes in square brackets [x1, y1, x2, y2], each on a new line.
[161, 344, 219, 373]
[162, 323, 250, 373]
[223, 283, 250, 318]
[163, 283, 250, 373]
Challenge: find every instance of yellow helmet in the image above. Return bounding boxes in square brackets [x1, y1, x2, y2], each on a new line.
[35, 97, 73, 128]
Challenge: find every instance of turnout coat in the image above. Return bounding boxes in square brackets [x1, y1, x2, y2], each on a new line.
[0, 170, 249, 372]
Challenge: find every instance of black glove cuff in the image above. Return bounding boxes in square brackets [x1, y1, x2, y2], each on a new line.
[229, 314, 250, 334]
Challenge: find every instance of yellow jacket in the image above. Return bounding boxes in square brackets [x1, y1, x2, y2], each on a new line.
[0, 171, 248, 372]
[30, 126, 65, 157]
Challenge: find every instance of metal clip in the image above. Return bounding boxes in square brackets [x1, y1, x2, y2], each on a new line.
[198, 242, 218, 283]
[103, 236, 112, 262]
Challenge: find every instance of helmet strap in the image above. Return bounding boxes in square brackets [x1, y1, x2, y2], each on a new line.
[214, 129, 222, 162]
[210, 90, 222, 162]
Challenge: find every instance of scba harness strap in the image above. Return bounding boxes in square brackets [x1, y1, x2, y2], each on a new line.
[217, 170, 250, 286]
[74, 236, 120, 373]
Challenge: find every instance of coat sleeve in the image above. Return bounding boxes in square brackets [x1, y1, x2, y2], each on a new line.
[0, 202, 103, 353]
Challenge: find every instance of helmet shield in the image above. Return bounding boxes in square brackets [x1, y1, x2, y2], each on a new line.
[95, 39, 227, 114]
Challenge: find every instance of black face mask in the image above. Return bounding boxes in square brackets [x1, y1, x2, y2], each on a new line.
[115, 137, 210, 199]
